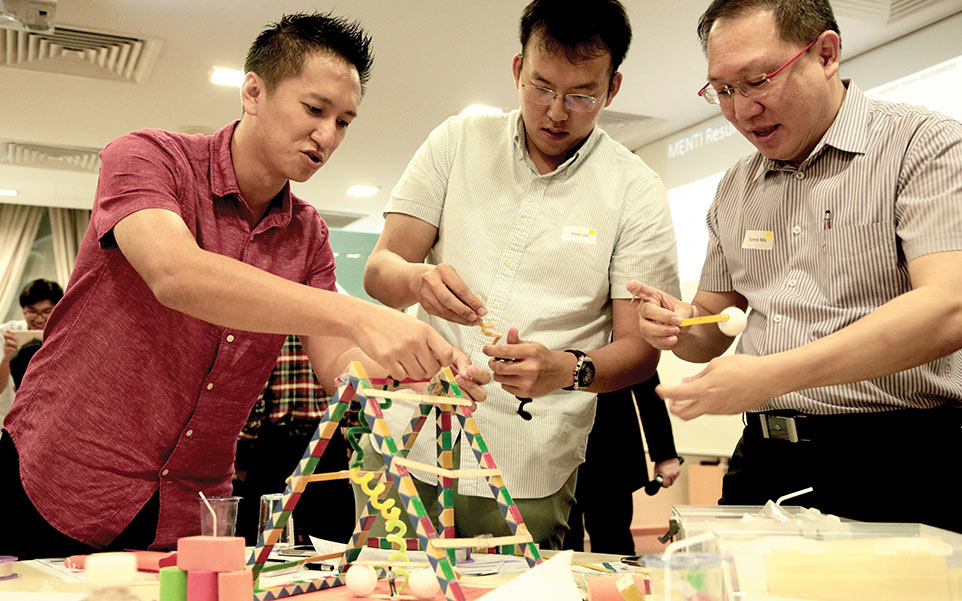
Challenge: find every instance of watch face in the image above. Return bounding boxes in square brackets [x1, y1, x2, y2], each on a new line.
[580, 361, 595, 386]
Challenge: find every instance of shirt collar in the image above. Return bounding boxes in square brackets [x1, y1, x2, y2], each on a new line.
[752, 79, 867, 181]
[209, 120, 293, 230]
[510, 109, 603, 176]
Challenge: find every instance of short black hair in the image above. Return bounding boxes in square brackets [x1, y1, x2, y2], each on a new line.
[244, 11, 374, 95]
[697, 0, 840, 53]
[19, 279, 63, 308]
[519, 0, 632, 77]
[11, 339, 42, 390]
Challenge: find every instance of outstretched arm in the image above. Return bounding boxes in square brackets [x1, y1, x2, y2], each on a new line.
[113, 208, 457, 380]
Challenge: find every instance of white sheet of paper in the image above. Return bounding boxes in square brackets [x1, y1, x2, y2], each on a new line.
[479, 550, 580, 601]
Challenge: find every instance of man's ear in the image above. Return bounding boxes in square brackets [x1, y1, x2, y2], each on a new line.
[605, 71, 623, 107]
[240, 71, 266, 116]
[512, 53, 523, 90]
[816, 30, 841, 80]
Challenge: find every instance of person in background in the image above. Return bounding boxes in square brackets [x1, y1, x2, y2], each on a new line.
[632, 0, 962, 532]
[0, 278, 63, 422]
[1, 12, 487, 560]
[361, 0, 679, 548]
[563, 373, 681, 555]
[233, 335, 355, 546]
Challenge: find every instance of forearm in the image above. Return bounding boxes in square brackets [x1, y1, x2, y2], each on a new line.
[0, 359, 10, 393]
[149, 245, 383, 340]
[764, 286, 962, 394]
[363, 250, 431, 310]
[585, 334, 659, 392]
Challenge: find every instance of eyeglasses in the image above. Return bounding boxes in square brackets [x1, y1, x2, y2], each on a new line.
[520, 81, 603, 112]
[697, 35, 821, 105]
[23, 306, 53, 319]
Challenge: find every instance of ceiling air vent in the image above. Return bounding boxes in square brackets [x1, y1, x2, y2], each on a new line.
[833, 0, 945, 23]
[1, 140, 102, 173]
[0, 25, 160, 82]
[598, 109, 658, 152]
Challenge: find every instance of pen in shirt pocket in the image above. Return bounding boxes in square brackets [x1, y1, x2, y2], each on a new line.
[823, 209, 832, 230]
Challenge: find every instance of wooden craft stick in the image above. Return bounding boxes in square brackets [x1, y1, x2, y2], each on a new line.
[358, 388, 471, 407]
[678, 313, 730, 327]
[350, 560, 431, 568]
[427, 533, 532, 549]
[392, 456, 502, 479]
[286, 469, 379, 485]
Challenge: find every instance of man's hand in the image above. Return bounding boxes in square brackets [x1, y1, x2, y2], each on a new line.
[653, 457, 682, 488]
[483, 328, 570, 398]
[450, 362, 491, 411]
[353, 305, 460, 380]
[627, 280, 692, 350]
[2, 331, 18, 364]
[415, 263, 487, 325]
[657, 354, 784, 420]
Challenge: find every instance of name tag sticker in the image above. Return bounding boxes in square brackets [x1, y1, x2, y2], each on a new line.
[742, 230, 774, 250]
[562, 225, 597, 245]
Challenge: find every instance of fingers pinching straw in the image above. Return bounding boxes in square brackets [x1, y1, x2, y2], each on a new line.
[679, 306, 747, 337]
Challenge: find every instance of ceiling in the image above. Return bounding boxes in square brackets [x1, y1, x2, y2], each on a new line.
[1, 0, 960, 231]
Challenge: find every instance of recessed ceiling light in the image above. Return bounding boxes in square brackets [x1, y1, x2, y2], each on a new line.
[460, 104, 503, 116]
[210, 67, 244, 88]
[0, 189, 18, 197]
[346, 185, 380, 198]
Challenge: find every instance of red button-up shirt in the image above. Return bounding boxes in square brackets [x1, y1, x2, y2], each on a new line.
[5, 121, 337, 549]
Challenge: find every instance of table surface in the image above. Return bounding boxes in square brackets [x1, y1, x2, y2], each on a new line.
[0, 550, 631, 601]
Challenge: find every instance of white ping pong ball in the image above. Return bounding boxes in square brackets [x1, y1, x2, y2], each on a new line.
[407, 568, 440, 598]
[345, 564, 377, 596]
[717, 306, 747, 337]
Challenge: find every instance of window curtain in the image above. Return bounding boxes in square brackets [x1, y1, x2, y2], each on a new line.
[0, 204, 45, 315]
[49, 207, 91, 289]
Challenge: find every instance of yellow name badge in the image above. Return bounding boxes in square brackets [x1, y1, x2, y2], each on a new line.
[742, 229, 774, 250]
[562, 225, 598, 245]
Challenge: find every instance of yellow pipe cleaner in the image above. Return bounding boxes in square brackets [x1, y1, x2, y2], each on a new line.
[350, 466, 411, 592]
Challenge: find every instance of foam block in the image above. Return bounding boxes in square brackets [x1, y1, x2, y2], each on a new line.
[177, 536, 245, 572]
[218, 570, 253, 601]
[159, 566, 188, 601]
[187, 570, 218, 601]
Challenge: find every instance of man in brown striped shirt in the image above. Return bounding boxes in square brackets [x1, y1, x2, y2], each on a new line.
[632, 0, 962, 532]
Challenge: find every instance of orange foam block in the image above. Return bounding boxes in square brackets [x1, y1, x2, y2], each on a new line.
[177, 536, 246, 572]
[218, 570, 253, 601]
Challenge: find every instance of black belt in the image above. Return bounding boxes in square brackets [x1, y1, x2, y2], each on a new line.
[749, 406, 958, 443]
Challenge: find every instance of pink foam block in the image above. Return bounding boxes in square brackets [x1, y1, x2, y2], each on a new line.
[177, 536, 246, 572]
[218, 569, 253, 601]
[187, 570, 218, 601]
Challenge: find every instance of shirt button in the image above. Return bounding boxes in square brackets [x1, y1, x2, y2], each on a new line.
[773, 315, 783, 323]
[226, 334, 235, 343]
[788, 279, 797, 287]
[792, 225, 802, 235]
[794, 171, 805, 180]
[186, 430, 193, 438]
[505, 259, 512, 267]
[206, 382, 214, 391]
[161, 469, 169, 476]
[521, 218, 529, 225]
[492, 301, 501, 309]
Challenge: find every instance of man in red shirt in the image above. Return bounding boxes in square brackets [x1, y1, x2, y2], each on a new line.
[1, 12, 487, 558]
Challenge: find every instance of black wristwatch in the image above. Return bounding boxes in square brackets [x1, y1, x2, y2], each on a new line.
[561, 349, 594, 391]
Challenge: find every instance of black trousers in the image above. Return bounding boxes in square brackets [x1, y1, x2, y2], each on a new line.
[0, 430, 159, 559]
[564, 484, 636, 555]
[233, 420, 355, 546]
[720, 406, 962, 533]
